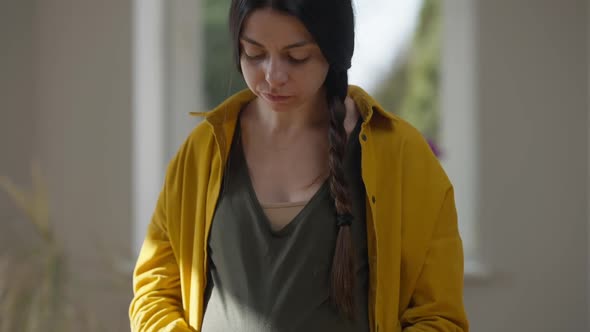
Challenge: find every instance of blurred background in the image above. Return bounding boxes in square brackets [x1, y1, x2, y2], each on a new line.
[0, 0, 588, 331]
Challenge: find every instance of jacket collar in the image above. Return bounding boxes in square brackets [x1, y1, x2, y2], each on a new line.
[190, 85, 393, 158]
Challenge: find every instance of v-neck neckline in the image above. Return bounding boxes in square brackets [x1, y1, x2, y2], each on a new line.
[234, 114, 363, 237]
[234, 118, 330, 237]
[244, 166, 329, 237]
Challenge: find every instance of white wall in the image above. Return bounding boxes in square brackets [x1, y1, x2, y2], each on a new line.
[1, 1, 134, 329]
[460, 1, 589, 331]
[441, 0, 480, 270]
[0, 0, 36, 251]
[133, 0, 202, 253]
[164, 0, 203, 158]
[1, 1, 203, 329]
[35, 0, 133, 329]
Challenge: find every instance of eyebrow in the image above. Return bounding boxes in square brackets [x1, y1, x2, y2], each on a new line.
[240, 36, 311, 50]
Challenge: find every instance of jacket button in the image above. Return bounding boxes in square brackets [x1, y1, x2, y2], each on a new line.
[372, 196, 376, 204]
[361, 134, 367, 141]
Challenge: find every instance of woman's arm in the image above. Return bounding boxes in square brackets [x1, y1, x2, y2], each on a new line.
[129, 185, 195, 332]
[400, 187, 469, 332]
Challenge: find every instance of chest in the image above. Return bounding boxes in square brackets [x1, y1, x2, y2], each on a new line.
[241, 131, 330, 204]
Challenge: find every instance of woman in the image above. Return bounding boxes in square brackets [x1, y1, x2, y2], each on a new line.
[129, 0, 468, 331]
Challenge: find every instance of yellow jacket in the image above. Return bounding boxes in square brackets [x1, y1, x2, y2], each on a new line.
[129, 86, 469, 332]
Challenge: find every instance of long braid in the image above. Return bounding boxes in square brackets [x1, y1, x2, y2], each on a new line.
[326, 70, 356, 320]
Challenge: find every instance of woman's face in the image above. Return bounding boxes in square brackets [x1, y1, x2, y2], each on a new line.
[239, 8, 330, 112]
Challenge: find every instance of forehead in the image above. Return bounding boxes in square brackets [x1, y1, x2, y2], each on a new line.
[241, 8, 313, 45]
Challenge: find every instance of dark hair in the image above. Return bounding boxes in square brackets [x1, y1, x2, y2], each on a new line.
[229, 0, 357, 319]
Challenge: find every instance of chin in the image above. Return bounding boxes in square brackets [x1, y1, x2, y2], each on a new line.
[265, 102, 296, 112]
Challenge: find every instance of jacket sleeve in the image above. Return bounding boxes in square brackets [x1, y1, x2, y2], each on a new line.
[129, 184, 195, 332]
[400, 187, 469, 332]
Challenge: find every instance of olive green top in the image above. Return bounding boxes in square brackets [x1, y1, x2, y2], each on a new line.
[201, 117, 369, 332]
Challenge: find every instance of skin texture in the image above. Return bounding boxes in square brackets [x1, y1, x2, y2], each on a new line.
[239, 9, 329, 116]
[238, 8, 360, 208]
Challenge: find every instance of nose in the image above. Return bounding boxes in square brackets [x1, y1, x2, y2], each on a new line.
[264, 58, 288, 88]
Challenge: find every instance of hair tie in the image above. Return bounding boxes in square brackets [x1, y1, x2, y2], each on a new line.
[336, 213, 353, 227]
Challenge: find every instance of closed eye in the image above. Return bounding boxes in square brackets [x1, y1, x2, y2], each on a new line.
[243, 52, 310, 65]
[288, 56, 309, 64]
[243, 52, 265, 61]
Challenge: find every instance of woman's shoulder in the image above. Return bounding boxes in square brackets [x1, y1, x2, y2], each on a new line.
[349, 85, 438, 161]
[351, 89, 451, 190]
[160, 122, 214, 185]
[166, 90, 255, 178]
[348, 85, 424, 138]
[184, 89, 255, 148]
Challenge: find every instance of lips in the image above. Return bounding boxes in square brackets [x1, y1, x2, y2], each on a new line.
[261, 92, 292, 103]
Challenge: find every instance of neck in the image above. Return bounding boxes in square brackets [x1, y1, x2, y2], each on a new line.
[250, 91, 330, 137]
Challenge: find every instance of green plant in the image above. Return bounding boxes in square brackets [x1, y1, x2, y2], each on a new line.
[0, 162, 69, 331]
[0, 162, 131, 332]
[375, 0, 441, 142]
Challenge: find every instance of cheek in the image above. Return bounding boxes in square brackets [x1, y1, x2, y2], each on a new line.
[240, 59, 263, 88]
[297, 62, 329, 92]
[316, 64, 330, 87]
